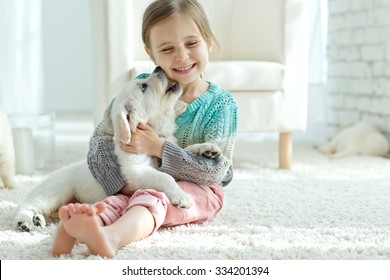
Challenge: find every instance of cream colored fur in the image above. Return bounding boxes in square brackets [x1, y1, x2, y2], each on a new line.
[317, 122, 389, 158]
[14, 67, 221, 232]
[0, 111, 16, 188]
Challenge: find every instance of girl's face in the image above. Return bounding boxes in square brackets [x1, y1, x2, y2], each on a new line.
[146, 13, 211, 89]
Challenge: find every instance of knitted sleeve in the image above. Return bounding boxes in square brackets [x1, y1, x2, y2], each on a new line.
[156, 94, 238, 186]
[88, 134, 127, 195]
[157, 141, 233, 186]
[87, 100, 128, 195]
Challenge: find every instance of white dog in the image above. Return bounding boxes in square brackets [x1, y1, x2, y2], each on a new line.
[0, 111, 16, 188]
[317, 122, 389, 158]
[15, 67, 221, 232]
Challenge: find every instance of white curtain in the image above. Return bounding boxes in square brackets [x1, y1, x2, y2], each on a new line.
[308, 0, 328, 85]
[302, 0, 328, 142]
[89, 0, 134, 125]
[0, 0, 44, 114]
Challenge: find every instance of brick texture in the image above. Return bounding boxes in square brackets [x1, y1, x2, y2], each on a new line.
[327, 0, 390, 139]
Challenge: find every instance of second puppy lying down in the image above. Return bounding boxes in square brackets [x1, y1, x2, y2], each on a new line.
[15, 67, 222, 232]
[317, 122, 389, 158]
[0, 110, 16, 189]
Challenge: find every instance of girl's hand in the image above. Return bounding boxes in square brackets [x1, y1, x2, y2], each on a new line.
[120, 123, 165, 158]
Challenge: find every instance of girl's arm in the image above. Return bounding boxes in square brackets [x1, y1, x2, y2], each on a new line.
[119, 119, 236, 186]
[87, 132, 234, 196]
[156, 140, 233, 186]
[156, 98, 238, 186]
[87, 93, 238, 195]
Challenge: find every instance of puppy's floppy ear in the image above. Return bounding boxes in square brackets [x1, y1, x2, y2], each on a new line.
[112, 106, 131, 145]
[118, 111, 131, 144]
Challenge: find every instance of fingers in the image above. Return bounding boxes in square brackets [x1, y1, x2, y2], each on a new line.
[137, 122, 152, 130]
[120, 123, 157, 155]
[120, 143, 140, 155]
[120, 143, 132, 152]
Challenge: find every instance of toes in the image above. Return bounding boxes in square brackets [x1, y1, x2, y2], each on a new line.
[73, 203, 84, 212]
[86, 205, 97, 216]
[58, 206, 71, 221]
[79, 203, 100, 216]
[80, 204, 90, 214]
[66, 203, 76, 215]
[94, 202, 107, 214]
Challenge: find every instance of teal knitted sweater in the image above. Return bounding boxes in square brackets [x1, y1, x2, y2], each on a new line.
[87, 75, 238, 195]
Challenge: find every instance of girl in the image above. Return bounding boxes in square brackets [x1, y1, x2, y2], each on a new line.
[52, 0, 238, 258]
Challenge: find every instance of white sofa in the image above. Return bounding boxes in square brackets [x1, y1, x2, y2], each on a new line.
[89, 0, 308, 169]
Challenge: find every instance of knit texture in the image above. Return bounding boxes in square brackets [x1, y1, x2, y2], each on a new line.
[87, 76, 238, 195]
[157, 81, 238, 185]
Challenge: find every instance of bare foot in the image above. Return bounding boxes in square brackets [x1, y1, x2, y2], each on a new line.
[52, 216, 76, 256]
[51, 203, 84, 256]
[60, 202, 117, 258]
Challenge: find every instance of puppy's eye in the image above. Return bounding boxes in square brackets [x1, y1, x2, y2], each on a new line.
[140, 83, 148, 92]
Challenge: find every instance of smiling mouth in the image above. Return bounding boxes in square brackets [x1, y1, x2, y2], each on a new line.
[174, 64, 195, 72]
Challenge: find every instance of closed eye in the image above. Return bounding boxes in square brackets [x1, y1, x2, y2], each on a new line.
[161, 47, 173, 53]
[187, 41, 198, 47]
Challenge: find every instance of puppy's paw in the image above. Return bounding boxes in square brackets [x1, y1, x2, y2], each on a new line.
[15, 210, 47, 232]
[15, 210, 35, 232]
[168, 190, 192, 209]
[33, 214, 46, 228]
[185, 143, 222, 159]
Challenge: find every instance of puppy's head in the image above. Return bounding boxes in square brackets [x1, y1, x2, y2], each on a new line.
[141, 66, 182, 113]
[112, 67, 182, 144]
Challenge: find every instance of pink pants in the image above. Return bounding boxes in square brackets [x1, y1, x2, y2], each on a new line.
[98, 181, 224, 233]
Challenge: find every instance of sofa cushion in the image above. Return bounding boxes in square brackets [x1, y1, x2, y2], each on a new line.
[204, 61, 284, 92]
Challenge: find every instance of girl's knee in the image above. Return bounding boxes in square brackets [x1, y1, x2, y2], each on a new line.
[127, 189, 169, 231]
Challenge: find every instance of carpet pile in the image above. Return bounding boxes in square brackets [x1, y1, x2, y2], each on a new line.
[1, 138, 389, 260]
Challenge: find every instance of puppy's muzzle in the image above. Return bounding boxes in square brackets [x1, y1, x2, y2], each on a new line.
[151, 66, 181, 95]
[167, 82, 181, 95]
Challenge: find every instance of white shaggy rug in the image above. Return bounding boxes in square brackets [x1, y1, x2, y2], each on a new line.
[1, 136, 390, 260]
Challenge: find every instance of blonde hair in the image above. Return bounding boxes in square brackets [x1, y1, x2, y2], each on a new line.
[142, 0, 219, 51]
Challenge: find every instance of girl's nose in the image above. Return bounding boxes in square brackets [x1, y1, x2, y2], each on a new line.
[175, 48, 189, 62]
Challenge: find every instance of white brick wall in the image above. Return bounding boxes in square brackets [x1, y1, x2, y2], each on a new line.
[327, 0, 390, 139]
